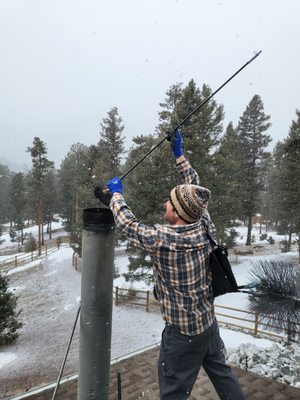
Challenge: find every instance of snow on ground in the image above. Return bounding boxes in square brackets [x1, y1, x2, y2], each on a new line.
[0, 223, 299, 398]
[0, 217, 65, 251]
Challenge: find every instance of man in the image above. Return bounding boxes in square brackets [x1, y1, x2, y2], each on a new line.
[106, 131, 245, 399]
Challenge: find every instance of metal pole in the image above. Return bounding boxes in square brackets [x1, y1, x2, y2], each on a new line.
[78, 208, 115, 400]
[121, 51, 262, 180]
[51, 305, 81, 400]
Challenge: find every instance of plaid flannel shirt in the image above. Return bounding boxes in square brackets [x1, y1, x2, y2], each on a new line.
[110, 159, 216, 335]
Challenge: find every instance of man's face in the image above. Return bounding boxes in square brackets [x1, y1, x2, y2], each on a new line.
[164, 199, 178, 225]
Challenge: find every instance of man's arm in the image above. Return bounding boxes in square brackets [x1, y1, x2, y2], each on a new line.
[107, 178, 158, 254]
[171, 131, 200, 185]
[172, 131, 217, 238]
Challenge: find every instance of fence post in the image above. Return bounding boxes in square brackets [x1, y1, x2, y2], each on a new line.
[146, 290, 150, 312]
[115, 286, 119, 306]
[45, 245, 47, 256]
[31, 251, 33, 261]
[15, 256, 17, 267]
[254, 312, 259, 336]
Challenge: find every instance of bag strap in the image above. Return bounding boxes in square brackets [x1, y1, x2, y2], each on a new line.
[201, 219, 218, 248]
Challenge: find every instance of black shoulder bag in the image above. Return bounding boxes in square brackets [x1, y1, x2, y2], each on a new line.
[205, 231, 240, 297]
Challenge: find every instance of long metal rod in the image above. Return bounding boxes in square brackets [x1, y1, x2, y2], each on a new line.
[121, 51, 262, 180]
[51, 304, 81, 400]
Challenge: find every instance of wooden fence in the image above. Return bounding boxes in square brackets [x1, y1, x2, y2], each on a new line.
[113, 286, 299, 341]
[0, 243, 69, 273]
[214, 304, 299, 340]
[114, 286, 151, 312]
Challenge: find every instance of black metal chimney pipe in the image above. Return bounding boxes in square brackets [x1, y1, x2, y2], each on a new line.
[78, 208, 115, 400]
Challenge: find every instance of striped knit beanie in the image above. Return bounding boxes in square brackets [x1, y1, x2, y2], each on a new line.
[169, 184, 211, 223]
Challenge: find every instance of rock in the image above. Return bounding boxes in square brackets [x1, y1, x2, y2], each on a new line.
[283, 375, 295, 385]
[227, 353, 240, 366]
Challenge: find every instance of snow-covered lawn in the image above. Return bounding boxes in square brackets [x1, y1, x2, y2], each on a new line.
[0, 221, 299, 398]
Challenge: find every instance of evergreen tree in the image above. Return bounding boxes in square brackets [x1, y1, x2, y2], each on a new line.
[237, 95, 271, 245]
[43, 169, 59, 239]
[0, 163, 12, 225]
[158, 80, 224, 188]
[265, 142, 286, 230]
[283, 110, 300, 258]
[0, 273, 23, 345]
[58, 143, 98, 255]
[269, 111, 300, 258]
[27, 137, 54, 254]
[9, 172, 27, 248]
[93, 107, 125, 183]
[210, 122, 242, 244]
[122, 80, 224, 283]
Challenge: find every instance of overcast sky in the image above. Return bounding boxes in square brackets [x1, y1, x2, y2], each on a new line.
[1, 0, 299, 170]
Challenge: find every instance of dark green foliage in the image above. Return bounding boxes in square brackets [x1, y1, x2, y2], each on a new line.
[0, 273, 23, 345]
[266, 110, 300, 260]
[222, 229, 238, 249]
[58, 143, 98, 256]
[9, 172, 27, 247]
[248, 260, 300, 340]
[93, 106, 125, 182]
[9, 173, 27, 221]
[0, 163, 13, 224]
[43, 169, 60, 238]
[158, 80, 224, 187]
[122, 247, 154, 285]
[124, 134, 174, 225]
[24, 233, 37, 252]
[210, 122, 242, 243]
[122, 80, 225, 284]
[9, 227, 17, 242]
[27, 137, 55, 252]
[237, 95, 271, 245]
[27, 137, 54, 186]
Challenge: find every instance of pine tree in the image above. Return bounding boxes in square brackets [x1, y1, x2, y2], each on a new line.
[27, 137, 54, 254]
[210, 122, 242, 244]
[237, 95, 271, 245]
[264, 142, 284, 230]
[0, 163, 13, 225]
[0, 273, 23, 345]
[58, 143, 98, 255]
[43, 169, 59, 239]
[283, 110, 300, 259]
[9, 172, 27, 248]
[93, 107, 125, 183]
[158, 80, 224, 188]
[122, 80, 224, 284]
[269, 111, 300, 259]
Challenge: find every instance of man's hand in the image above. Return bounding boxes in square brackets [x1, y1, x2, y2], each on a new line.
[168, 129, 183, 159]
[107, 177, 123, 195]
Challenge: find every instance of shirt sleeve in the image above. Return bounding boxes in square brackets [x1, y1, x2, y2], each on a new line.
[109, 192, 158, 254]
[175, 159, 200, 185]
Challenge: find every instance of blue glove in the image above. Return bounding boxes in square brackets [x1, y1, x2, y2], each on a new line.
[170, 130, 183, 158]
[107, 177, 123, 195]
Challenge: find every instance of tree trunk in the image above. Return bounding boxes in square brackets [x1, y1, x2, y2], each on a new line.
[246, 214, 253, 246]
[38, 196, 42, 255]
[288, 226, 292, 249]
[298, 230, 300, 264]
[41, 198, 44, 246]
